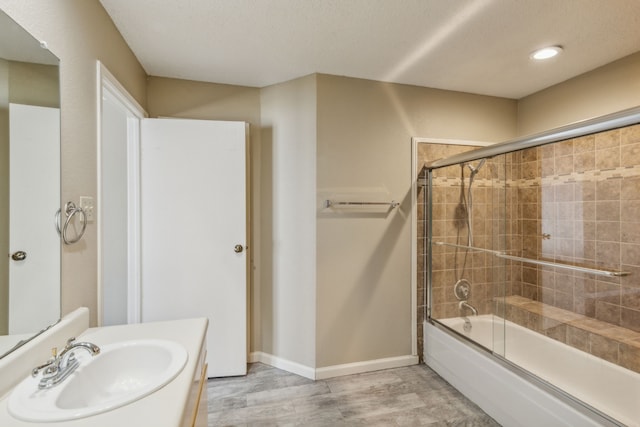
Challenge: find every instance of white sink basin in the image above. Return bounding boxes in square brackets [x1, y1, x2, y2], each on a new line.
[8, 339, 188, 422]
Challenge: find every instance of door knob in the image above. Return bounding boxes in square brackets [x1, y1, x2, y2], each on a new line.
[11, 251, 27, 261]
[234, 245, 244, 253]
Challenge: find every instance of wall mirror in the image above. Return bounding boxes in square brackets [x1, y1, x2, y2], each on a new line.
[0, 8, 60, 358]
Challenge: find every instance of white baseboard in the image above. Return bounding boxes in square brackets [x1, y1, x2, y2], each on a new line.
[249, 351, 316, 379]
[315, 355, 419, 380]
[249, 351, 418, 380]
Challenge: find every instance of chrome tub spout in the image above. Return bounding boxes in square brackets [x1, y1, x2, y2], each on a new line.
[459, 300, 478, 316]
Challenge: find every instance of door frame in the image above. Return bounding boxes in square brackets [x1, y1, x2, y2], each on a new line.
[96, 61, 147, 325]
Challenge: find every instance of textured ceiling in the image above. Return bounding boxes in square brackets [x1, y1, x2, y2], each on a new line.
[99, 0, 640, 99]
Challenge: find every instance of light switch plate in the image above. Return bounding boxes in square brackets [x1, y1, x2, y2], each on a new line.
[79, 196, 95, 222]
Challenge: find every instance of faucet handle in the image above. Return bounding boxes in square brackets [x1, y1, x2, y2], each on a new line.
[65, 337, 77, 348]
[31, 348, 59, 378]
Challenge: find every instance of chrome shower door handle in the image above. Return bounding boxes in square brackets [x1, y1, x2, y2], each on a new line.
[11, 251, 27, 261]
[234, 244, 244, 253]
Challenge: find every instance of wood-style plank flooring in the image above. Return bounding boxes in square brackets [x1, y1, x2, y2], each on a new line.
[207, 363, 500, 426]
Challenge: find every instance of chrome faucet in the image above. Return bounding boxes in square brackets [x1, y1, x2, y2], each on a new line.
[31, 337, 100, 389]
[459, 300, 478, 316]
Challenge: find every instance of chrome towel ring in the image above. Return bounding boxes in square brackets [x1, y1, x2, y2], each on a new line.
[55, 202, 87, 245]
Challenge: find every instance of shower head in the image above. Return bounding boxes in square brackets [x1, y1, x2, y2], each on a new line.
[467, 158, 486, 175]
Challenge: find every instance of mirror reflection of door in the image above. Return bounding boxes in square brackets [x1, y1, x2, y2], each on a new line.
[0, 9, 61, 356]
[8, 103, 60, 334]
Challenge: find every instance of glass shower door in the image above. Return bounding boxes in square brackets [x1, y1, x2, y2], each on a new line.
[426, 152, 506, 354]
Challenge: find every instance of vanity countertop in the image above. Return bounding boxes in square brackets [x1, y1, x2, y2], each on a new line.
[0, 317, 208, 427]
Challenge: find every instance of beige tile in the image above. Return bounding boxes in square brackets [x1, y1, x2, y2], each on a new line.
[599, 324, 640, 342]
[555, 156, 574, 174]
[621, 308, 640, 332]
[566, 325, 590, 352]
[589, 334, 619, 364]
[621, 143, 640, 167]
[504, 295, 532, 306]
[576, 220, 596, 240]
[595, 146, 621, 170]
[596, 200, 620, 221]
[541, 160, 555, 177]
[540, 144, 555, 158]
[595, 129, 621, 149]
[574, 135, 595, 153]
[595, 281, 621, 304]
[579, 201, 596, 221]
[552, 291, 572, 311]
[621, 265, 640, 289]
[621, 124, 640, 145]
[621, 222, 640, 244]
[557, 206, 577, 226]
[555, 140, 574, 157]
[574, 151, 595, 173]
[522, 283, 538, 300]
[578, 181, 596, 201]
[569, 317, 615, 333]
[523, 148, 539, 163]
[526, 312, 543, 332]
[522, 203, 538, 219]
[556, 183, 575, 201]
[619, 342, 640, 373]
[595, 179, 621, 200]
[595, 301, 621, 325]
[621, 199, 640, 222]
[574, 296, 596, 317]
[621, 176, 640, 200]
[596, 221, 620, 242]
[621, 243, 640, 267]
[522, 161, 538, 180]
[540, 289, 555, 306]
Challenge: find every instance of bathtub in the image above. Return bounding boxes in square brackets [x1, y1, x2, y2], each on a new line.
[425, 315, 638, 427]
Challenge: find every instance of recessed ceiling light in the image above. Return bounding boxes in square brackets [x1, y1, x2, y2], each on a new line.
[530, 46, 563, 61]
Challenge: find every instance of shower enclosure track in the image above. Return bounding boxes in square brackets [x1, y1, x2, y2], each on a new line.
[432, 241, 630, 277]
[424, 106, 640, 169]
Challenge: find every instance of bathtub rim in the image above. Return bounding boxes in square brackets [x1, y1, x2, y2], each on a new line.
[425, 318, 624, 427]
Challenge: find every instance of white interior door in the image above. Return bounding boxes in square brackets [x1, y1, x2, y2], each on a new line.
[9, 103, 60, 334]
[141, 118, 247, 377]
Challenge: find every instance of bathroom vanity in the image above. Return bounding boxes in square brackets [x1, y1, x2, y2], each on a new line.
[0, 308, 208, 427]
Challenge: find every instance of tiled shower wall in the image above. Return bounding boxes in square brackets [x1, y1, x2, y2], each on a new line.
[508, 124, 640, 332]
[418, 123, 640, 372]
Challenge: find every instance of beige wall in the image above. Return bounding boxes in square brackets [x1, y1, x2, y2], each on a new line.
[146, 76, 263, 352]
[518, 52, 640, 135]
[316, 74, 516, 367]
[0, 0, 147, 326]
[8, 62, 59, 107]
[260, 75, 317, 368]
